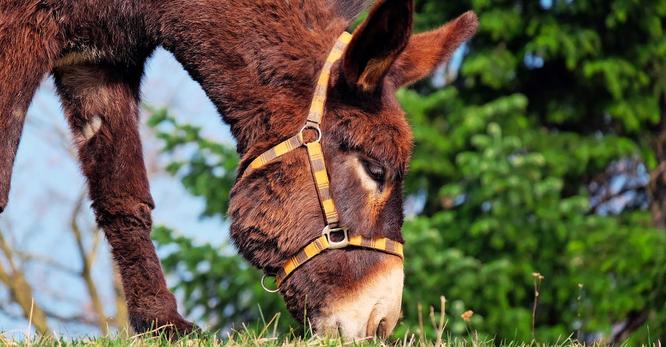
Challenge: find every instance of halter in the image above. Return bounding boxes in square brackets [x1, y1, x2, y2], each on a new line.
[241, 32, 404, 290]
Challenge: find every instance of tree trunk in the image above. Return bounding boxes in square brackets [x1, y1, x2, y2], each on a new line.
[612, 93, 666, 345]
[649, 95, 666, 227]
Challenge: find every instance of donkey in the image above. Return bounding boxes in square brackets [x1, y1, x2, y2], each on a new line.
[0, 0, 477, 339]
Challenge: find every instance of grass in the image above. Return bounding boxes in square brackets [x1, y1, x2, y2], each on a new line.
[0, 299, 659, 346]
[0, 331, 598, 347]
[0, 315, 614, 347]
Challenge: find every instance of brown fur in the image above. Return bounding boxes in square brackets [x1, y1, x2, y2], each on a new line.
[0, 0, 477, 336]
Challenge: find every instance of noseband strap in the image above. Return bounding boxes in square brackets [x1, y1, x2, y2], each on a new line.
[275, 230, 404, 287]
[241, 32, 404, 289]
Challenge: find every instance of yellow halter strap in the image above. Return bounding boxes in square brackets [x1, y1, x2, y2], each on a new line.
[241, 32, 404, 289]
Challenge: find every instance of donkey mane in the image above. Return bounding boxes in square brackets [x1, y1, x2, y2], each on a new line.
[154, 0, 362, 157]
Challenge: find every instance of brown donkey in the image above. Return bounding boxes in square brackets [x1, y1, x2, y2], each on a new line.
[0, 0, 477, 339]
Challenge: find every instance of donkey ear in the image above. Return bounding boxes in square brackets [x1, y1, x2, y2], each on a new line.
[341, 0, 414, 93]
[390, 11, 479, 87]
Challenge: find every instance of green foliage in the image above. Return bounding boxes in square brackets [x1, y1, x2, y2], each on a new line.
[152, 226, 295, 332]
[148, 0, 666, 344]
[397, 0, 666, 342]
[397, 89, 666, 342]
[148, 108, 238, 218]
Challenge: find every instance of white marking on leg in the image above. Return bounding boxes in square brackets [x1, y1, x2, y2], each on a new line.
[81, 116, 103, 141]
[12, 107, 25, 120]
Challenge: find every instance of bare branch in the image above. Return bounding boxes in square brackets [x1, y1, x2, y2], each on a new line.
[0, 302, 95, 326]
[69, 191, 109, 335]
[0, 231, 51, 335]
[590, 184, 646, 214]
[112, 263, 130, 336]
[13, 251, 79, 276]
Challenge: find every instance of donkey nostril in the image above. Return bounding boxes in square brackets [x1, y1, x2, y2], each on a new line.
[375, 318, 387, 338]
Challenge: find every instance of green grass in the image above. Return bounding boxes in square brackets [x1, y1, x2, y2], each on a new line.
[0, 319, 601, 347]
[0, 302, 654, 346]
[0, 332, 595, 347]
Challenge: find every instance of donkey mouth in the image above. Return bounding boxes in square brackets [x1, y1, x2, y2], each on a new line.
[314, 255, 404, 339]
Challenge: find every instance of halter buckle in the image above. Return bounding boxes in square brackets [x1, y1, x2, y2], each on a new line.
[299, 122, 322, 144]
[323, 225, 349, 249]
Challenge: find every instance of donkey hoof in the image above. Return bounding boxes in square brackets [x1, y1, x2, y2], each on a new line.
[130, 312, 199, 338]
[161, 318, 200, 339]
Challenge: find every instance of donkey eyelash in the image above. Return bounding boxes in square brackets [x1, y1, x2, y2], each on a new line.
[360, 158, 386, 183]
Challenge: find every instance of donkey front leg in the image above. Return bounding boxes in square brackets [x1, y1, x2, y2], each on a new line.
[53, 63, 194, 336]
[0, 5, 61, 212]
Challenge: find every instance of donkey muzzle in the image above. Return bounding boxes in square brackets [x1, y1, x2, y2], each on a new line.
[314, 255, 404, 339]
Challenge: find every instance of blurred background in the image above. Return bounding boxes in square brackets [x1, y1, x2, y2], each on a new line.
[0, 0, 664, 345]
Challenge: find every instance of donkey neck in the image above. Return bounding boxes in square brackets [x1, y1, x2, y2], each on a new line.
[148, 0, 350, 155]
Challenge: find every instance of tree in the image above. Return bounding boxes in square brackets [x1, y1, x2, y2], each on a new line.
[401, 0, 665, 343]
[397, 88, 665, 343]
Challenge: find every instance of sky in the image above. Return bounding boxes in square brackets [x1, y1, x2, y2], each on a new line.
[0, 48, 235, 336]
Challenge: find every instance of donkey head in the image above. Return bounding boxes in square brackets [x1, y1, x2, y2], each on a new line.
[229, 0, 478, 338]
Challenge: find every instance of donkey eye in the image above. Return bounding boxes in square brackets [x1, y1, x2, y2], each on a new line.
[361, 159, 385, 183]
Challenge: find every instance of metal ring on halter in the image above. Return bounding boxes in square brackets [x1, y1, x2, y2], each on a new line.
[298, 123, 322, 144]
[261, 274, 280, 293]
[322, 225, 349, 249]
